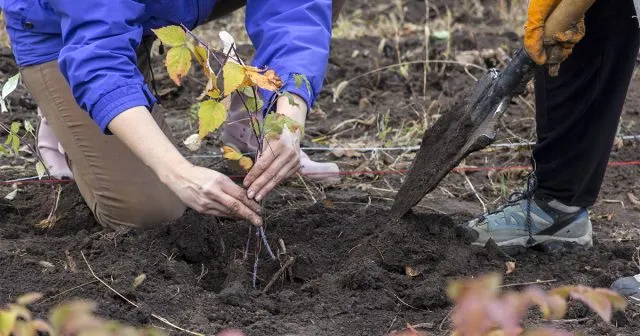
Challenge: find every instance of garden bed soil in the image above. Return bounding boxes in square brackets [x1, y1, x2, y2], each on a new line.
[2, 0, 640, 335]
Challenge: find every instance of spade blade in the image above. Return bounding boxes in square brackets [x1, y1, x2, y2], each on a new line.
[391, 48, 535, 218]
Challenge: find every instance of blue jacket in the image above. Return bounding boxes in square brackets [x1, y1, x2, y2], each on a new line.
[1, 0, 332, 133]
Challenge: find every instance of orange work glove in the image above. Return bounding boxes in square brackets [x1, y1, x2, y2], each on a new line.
[524, 0, 586, 76]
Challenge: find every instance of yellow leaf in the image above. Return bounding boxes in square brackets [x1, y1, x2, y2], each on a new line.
[35, 161, 45, 180]
[16, 293, 42, 306]
[197, 100, 227, 138]
[132, 274, 146, 290]
[222, 146, 243, 161]
[223, 62, 247, 96]
[151, 26, 186, 47]
[244, 66, 283, 91]
[191, 44, 213, 79]
[12, 320, 35, 336]
[238, 156, 253, 171]
[204, 71, 220, 98]
[165, 45, 192, 86]
[0, 310, 18, 336]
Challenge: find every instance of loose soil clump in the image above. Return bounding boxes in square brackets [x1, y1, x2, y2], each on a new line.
[2, 0, 640, 335]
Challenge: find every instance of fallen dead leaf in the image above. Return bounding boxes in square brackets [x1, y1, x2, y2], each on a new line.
[505, 261, 516, 275]
[405, 265, 421, 278]
[627, 192, 640, 206]
[65, 250, 77, 273]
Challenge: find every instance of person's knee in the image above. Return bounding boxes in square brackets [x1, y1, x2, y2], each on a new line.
[94, 198, 186, 230]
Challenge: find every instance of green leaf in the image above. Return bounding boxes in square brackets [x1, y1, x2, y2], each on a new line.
[2, 73, 20, 100]
[222, 62, 246, 96]
[23, 120, 35, 135]
[197, 100, 227, 138]
[293, 74, 311, 95]
[5, 121, 21, 154]
[165, 45, 192, 86]
[35, 161, 46, 180]
[245, 96, 264, 113]
[281, 91, 299, 107]
[263, 113, 303, 139]
[151, 26, 187, 47]
[432, 30, 450, 40]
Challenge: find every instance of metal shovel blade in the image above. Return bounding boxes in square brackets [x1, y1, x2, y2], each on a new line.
[391, 48, 535, 218]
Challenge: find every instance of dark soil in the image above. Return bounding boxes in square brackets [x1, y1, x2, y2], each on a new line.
[2, 0, 640, 335]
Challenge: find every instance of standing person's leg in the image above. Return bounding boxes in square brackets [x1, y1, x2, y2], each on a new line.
[463, 0, 640, 248]
[533, 0, 640, 207]
[21, 37, 186, 230]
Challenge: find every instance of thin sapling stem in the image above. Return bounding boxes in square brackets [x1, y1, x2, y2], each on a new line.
[259, 227, 276, 260]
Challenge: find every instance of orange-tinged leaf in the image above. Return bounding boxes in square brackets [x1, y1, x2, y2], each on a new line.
[151, 26, 186, 47]
[244, 67, 283, 91]
[520, 327, 572, 336]
[526, 287, 567, 320]
[0, 310, 18, 336]
[222, 146, 243, 161]
[593, 288, 628, 312]
[223, 62, 247, 96]
[16, 293, 42, 306]
[165, 45, 192, 86]
[192, 44, 210, 75]
[32, 319, 52, 334]
[238, 156, 253, 171]
[197, 100, 227, 138]
[571, 290, 614, 323]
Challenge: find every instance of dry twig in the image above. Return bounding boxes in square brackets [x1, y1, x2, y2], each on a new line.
[81, 251, 206, 336]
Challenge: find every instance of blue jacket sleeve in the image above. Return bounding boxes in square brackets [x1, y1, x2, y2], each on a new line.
[245, 0, 332, 113]
[48, 0, 155, 133]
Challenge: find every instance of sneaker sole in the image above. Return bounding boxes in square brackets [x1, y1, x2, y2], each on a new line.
[470, 231, 593, 248]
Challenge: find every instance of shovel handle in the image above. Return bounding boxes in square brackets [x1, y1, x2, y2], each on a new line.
[544, 0, 596, 39]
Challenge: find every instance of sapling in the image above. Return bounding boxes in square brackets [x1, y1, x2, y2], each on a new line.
[152, 24, 308, 288]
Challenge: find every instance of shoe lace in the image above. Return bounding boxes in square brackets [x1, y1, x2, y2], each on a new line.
[478, 171, 538, 245]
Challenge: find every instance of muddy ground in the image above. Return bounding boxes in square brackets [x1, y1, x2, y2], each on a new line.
[1, 1, 640, 335]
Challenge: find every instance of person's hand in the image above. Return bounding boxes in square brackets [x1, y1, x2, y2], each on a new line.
[166, 163, 263, 226]
[243, 94, 306, 202]
[524, 0, 585, 74]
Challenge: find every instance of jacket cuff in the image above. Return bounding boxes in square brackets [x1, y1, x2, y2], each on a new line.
[92, 84, 157, 133]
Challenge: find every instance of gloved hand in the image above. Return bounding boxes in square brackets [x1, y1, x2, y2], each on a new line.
[524, 0, 586, 75]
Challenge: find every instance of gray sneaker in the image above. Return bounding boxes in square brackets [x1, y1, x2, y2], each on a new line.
[458, 194, 593, 249]
[611, 274, 640, 304]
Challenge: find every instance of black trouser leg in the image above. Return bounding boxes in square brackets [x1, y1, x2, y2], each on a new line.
[532, 0, 640, 208]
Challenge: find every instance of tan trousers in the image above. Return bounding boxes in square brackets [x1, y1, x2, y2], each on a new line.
[20, 1, 347, 230]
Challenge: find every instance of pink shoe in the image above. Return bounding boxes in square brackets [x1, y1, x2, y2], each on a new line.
[220, 95, 340, 184]
[36, 109, 73, 179]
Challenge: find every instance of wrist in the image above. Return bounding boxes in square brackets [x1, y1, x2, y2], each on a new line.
[276, 93, 307, 126]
